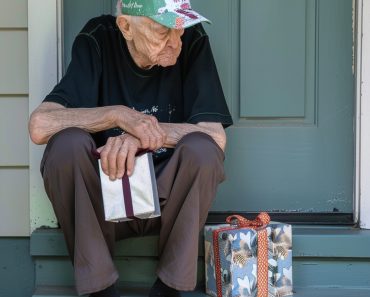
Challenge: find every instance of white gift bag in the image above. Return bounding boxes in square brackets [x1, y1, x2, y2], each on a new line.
[97, 152, 161, 222]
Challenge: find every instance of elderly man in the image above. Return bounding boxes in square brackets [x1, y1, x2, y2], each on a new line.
[29, 0, 232, 296]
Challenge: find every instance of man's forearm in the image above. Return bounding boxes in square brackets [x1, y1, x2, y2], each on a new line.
[29, 103, 119, 144]
[160, 122, 226, 151]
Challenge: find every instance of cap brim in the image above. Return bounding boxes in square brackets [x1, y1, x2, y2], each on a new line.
[149, 9, 211, 29]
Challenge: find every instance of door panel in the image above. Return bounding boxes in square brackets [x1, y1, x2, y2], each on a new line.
[192, 0, 354, 214]
[240, 0, 310, 118]
[63, 0, 355, 218]
[63, 0, 116, 71]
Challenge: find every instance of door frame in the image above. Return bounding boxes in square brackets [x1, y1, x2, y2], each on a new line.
[357, 0, 370, 229]
[28, 0, 370, 229]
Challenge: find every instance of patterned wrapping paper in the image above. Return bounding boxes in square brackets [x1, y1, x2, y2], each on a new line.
[204, 220, 293, 297]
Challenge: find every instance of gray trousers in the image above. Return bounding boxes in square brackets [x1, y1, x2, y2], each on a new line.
[41, 128, 225, 295]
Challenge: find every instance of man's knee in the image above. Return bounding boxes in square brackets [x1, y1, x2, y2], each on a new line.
[42, 128, 95, 172]
[176, 132, 225, 176]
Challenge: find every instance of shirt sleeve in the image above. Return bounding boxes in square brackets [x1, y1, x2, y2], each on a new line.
[182, 26, 233, 128]
[43, 33, 102, 108]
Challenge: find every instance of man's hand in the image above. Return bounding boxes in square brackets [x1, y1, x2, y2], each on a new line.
[116, 106, 167, 150]
[97, 134, 141, 180]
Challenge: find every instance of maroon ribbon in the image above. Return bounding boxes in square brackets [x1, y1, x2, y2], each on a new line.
[122, 173, 134, 219]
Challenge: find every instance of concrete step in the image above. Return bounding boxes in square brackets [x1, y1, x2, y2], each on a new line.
[31, 226, 370, 259]
[32, 286, 370, 297]
[31, 226, 370, 297]
[32, 286, 206, 297]
[30, 226, 370, 289]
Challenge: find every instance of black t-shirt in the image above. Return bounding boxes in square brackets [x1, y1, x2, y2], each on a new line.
[44, 15, 233, 163]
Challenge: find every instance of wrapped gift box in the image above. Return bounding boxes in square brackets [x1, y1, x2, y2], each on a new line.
[204, 215, 293, 297]
[97, 152, 161, 222]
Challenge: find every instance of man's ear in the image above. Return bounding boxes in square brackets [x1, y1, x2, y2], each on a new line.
[116, 15, 133, 40]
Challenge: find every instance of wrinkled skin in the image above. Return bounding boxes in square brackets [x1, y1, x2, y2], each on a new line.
[118, 16, 185, 68]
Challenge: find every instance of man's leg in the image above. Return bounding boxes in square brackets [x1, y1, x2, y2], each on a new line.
[155, 132, 225, 291]
[41, 127, 133, 295]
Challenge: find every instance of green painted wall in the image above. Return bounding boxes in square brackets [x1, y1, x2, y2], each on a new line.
[0, 238, 35, 297]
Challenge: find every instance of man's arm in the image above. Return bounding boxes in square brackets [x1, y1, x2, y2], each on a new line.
[29, 102, 226, 179]
[98, 121, 226, 180]
[29, 102, 116, 144]
[160, 122, 226, 152]
[28, 102, 166, 148]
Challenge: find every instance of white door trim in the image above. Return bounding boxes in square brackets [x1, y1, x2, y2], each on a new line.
[359, 0, 370, 229]
[28, 0, 369, 229]
[28, 0, 62, 231]
[354, 0, 362, 226]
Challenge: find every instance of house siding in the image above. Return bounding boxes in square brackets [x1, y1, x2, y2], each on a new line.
[0, 0, 29, 236]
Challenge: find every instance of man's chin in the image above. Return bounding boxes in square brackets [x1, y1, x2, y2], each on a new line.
[158, 60, 177, 67]
[156, 54, 180, 67]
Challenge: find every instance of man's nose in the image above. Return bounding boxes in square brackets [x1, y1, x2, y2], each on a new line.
[167, 29, 182, 48]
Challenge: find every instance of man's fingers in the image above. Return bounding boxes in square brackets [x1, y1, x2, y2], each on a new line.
[144, 123, 165, 150]
[107, 137, 122, 180]
[149, 116, 164, 148]
[150, 116, 166, 148]
[126, 146, 137, 176]
[116, 145, 128, 179]
[151, 126, 164, 150]
[99, 135, 141, 180]
[128, 115, 165, 150]
[139, 134, 150, 149]
[99, 138, 114, 176]
[140, 131, 164, 150]
[148, 132, 158, 151]
[154, 120, 165, 137]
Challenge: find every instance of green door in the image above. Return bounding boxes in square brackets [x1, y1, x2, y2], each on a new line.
[63, 0, 355, 223]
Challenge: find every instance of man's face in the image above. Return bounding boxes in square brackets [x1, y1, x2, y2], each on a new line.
[131, 17, 185, 68]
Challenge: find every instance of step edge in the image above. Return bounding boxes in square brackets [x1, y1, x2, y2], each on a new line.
[32, 285, 370, 297]
[30, 227, 370, 258]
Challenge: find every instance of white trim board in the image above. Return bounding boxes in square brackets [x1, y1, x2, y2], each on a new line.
[354, 0, 362, 226]
[28, 0, 60, 231]
[27, 0, 369, 229]
[360, 0, 370, 229]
